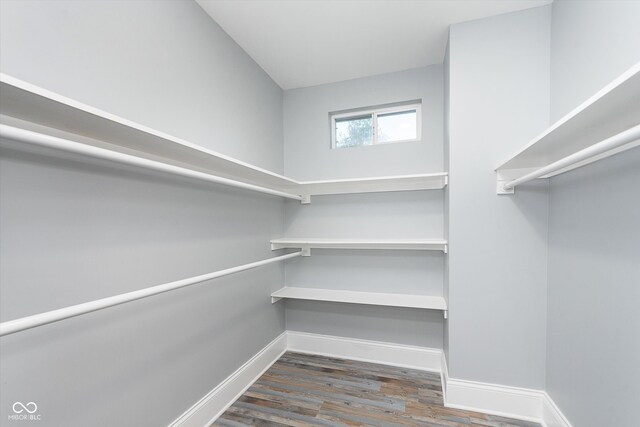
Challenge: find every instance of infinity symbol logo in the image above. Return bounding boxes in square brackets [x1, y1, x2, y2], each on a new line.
[12, 402, 38, 414]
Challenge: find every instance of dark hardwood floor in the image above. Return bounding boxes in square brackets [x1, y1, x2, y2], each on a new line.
[213, 352, 541, 427]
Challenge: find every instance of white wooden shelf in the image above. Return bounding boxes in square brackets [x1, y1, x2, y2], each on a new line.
[0, 73, 299, 193]
[0, 74, 447, 202]
[271, 287, 447, 317]
[297, 173, 448, 203]
[496, 62, 640, 194]
[270, 238, 448, 255]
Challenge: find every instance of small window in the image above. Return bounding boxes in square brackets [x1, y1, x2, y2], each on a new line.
[331, 101, 421, 149]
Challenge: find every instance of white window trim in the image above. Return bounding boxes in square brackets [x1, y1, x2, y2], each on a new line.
[330, 102, 422, 149]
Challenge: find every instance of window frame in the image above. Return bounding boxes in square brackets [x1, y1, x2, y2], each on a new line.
[330, 101, 422, 149]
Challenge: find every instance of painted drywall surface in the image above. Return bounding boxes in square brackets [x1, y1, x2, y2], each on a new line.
[447, 7, 550, 389]
[545, 148, 640, 427]
[284, 191, 444, 240]
[550, 0, 640, 121]
[281, 67, 445, 347]
[286, 301, 444, 349]
[0, 143, 285, 426]
[0, 0, 283, 172]
[0, 1, 285, 426]
[283, 66, 443, 180]
[545, 2, 640, 425]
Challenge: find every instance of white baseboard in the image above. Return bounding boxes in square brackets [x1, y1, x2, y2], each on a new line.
[542, 392, 574, 427]
[286, 330, 443, 372]
[445, 378, 544, 423]
[441, 356, 572, 427]
[440, 352, 449, 399]
[168, 332, 287, 427]
[169, 331, 442, 426]
[170, 331, 572, 427]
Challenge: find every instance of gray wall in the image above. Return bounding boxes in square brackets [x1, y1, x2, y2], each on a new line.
[0, 1, 285, 426]
[550, 0, 640, 121]
[283, 66, 443, 180]
[0, 144, 285, 426]
[546, 1, 640, 425]
[546, 148, 640, 427]
[447, 6, 550, 389]
[282, 67, 446, 347]
[0, 0, 283, 172]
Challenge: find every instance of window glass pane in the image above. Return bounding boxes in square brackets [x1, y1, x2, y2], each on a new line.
[335, 115, 373, 148]
[377, 110, 417, 143]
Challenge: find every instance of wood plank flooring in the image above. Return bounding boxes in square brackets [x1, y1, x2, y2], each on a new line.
[213, 352, 541, 427]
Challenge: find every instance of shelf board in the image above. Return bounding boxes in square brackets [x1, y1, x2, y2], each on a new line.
[0, 74, 448, 200]
[298, 173, 448, 198]
[0, 73, 297, 191]
[271, 287, 447, 313]
[496, 62, 640, 177]
[270, 238, 448, 254]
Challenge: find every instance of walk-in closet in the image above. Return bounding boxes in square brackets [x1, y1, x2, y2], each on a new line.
[1, 1, 638, 426]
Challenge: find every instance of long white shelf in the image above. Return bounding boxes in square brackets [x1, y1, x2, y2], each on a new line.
[0, 74, 447, 202]
[271, 287, 447, 317]
[0, 74, 298, 191]
[270, 238, 448, 255]
[297, 173, 448, 202]
[496, 62, 640, 194]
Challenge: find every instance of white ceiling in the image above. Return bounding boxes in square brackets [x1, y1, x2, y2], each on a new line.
[197, 0, 552, 90]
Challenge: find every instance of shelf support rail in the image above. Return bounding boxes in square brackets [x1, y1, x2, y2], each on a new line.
[0, 124, 303, 201]
[0, 251, 303, 337]
[501, 124, 640, 193]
